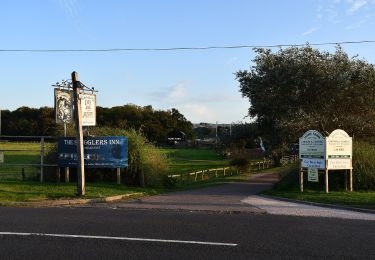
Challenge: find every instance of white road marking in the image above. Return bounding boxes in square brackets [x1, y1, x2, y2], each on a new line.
[0, 232, 238, 247]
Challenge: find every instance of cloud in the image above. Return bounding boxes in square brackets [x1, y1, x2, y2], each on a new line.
[149, 82, 188, 103]
[347, 0, 368, 14]
[301, 27, 318, 36]
[58, 0, 79, 19]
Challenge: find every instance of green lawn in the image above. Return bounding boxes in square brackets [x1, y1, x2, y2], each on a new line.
[161, 148, 230, 175]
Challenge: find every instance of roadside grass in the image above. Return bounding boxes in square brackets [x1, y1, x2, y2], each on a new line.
[0, 181, 160, 203]
[263, 163, 375, 210]
[0, 145, 248, 203]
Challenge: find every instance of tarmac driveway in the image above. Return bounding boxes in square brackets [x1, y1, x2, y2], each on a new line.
[111, 172, 280, 213]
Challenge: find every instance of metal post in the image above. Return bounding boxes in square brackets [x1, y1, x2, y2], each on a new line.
[40, 137, 44, 183]
[299, 160, 303, 192]
[325, 165, 329, 193]
[72, 71, 85, 196]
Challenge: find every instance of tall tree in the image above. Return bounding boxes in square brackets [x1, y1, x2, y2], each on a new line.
[236, 45, 375, 152]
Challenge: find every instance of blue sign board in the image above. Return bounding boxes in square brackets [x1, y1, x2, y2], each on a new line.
[58, 136, 128, 168]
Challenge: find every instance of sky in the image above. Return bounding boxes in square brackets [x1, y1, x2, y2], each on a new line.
[1, 0, 375, 124]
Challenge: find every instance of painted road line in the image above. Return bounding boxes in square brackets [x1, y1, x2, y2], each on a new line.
[0, 232, 238, 247]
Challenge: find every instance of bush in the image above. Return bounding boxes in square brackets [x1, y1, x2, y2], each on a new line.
[230, 158, 250, 171]
[90, 127, 169, 188]
[353, 141, 375, 190]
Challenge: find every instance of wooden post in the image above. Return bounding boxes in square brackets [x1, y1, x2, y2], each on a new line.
[117, 168, 121, 184]
[65, 167, 70, 183]
[349, 168, 353, 192]
[72, 71, 85, 196]
[344, 170, 348, 191]
[223, 167, 226, 176]
[215, 170, 218, 178]
[325, 165, 329, 193]
[299, 160, 303, 192]
[40, 137, 44, 183]
[194, 171, 198, 181]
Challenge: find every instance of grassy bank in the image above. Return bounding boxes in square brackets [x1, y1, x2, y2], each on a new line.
[263, 164, 375, 210]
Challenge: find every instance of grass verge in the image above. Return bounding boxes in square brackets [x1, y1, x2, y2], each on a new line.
[263, 163, 375, 210]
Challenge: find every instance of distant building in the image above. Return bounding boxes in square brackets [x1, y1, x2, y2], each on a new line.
[167, 130, 186, 145]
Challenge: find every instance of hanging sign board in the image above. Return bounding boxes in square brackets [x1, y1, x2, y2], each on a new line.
[299, 130, 325, 159]
[80, 93, 96, 126]
[302, 158, 326, 169]
[308, 168, 319, 182]
[55, 89, 73, 124]
[58, 136, 128, 168]
[326, 129, 352, 159]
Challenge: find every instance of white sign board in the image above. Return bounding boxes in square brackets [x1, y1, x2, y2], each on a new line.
[302, 158, 326, 169]
[55, 89, 73, 124]
[80, 93, 96, 126]
[308, 168, 319, 182]
[0, 151, 4, 163]
[327, 159, 352, 170]
[326, 129, 352, 159]
[299, 130, 325, 159]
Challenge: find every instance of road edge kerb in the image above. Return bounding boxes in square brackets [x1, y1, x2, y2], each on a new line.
[0, 192, 145, 208]
[260, 194, 375, 215]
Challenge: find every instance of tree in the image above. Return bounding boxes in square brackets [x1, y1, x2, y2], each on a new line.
[236, 45, 375, 152]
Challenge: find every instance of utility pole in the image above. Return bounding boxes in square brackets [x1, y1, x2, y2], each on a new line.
[72, 71, 85, 196]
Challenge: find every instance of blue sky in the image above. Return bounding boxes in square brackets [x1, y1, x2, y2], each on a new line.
[1, 0, 375, 123]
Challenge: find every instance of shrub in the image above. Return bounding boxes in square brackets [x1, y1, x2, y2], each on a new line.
[230, 158, 250, 171]
[353, 141, 375, 190]
[90, 127, 169, 188]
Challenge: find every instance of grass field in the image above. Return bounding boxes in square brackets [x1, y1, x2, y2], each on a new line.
[161, 148, 230, 175]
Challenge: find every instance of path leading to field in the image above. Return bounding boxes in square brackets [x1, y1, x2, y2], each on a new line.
[78, 172, 375, 221]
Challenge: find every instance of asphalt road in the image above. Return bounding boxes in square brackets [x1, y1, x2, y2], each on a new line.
[0, 207, 374, 259]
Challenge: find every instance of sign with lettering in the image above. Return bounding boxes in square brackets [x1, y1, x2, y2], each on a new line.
[302, 158, 326, 169]
[326, 129, 352, 159]
[58, 136, 128, 168]
[80, 93, 96, 126]
[299, 130, 325, 159]
[308, 168, 319, 182]
[327, 159, 351, 170]
[55, 89, 73, 124]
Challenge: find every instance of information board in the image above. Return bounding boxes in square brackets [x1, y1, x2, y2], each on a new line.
[299, 130, 325, 159]
[302, 158, 326, 169]
[58, 136, 128, 168]
[308, 168, 319, 182]
[327, 159, 352, 170]
[326, 129, 352, 159]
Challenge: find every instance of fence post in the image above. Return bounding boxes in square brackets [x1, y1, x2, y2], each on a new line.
[117, 168, 121, 184]
[40, 137, 44, 183]
[223, 167, 226, 176]
[215, 170, 218, 178]
[65, 167, 70, 183]
[194, 171, 198, 181]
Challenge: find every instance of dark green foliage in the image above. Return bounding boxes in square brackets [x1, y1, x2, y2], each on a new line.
[353, 141, 375, 190]
[237, 45, 375, 151]
[2, 104, 194, 144]
[230, 158, 250, 171]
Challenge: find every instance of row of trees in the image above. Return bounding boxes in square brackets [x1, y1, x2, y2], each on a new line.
[0, 104, 194, 144]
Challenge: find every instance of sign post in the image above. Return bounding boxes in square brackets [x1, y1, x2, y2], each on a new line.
[326, 129, 353, 192]
[72, 71, 85, 196]
[299, 130, 326, 192]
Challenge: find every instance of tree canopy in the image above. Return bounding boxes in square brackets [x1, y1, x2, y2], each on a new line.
[1, 104, 194, 144]
[236, 45, 375, 151]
